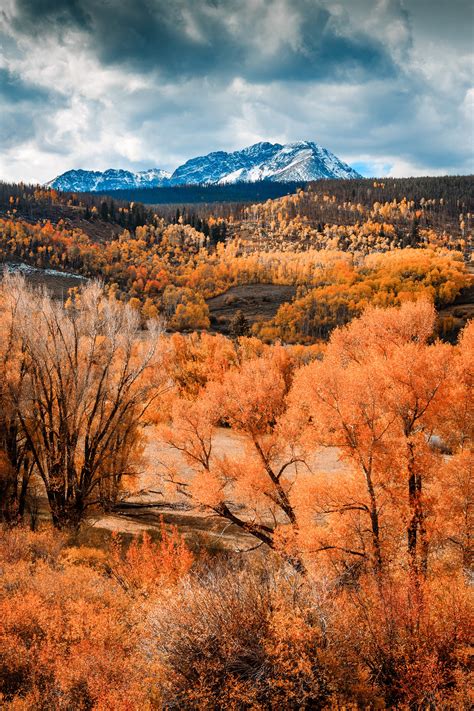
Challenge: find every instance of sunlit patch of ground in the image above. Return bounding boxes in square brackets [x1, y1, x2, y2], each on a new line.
[94, 427, 349, 549]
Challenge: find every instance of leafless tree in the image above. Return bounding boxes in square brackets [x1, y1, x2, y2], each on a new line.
[3, 275, 162, 528]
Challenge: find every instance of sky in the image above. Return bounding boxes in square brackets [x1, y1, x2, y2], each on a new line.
[0, 0, 473, 183]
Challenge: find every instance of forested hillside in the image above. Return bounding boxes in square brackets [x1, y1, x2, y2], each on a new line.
[0, 176, 473, 708]
[0, 176, 472, 342]
[96, 174, 474, 207]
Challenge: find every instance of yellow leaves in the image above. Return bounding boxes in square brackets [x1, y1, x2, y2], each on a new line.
[60, 545, 109, 570]
[258, 247, 469, 344]
[438, 279, 460, 303]
[128, 296, 142, 311]
[141, 297, 158, 320]
[4, 202, 467, 350]
[171, 300, 210, 331]
[162, 331, 237, 398]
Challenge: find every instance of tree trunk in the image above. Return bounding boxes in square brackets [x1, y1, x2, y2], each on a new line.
[407, 440, 427, 577]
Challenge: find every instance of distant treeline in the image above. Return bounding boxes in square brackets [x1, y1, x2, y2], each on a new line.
[94, 175, 474, 213]
[305, 175, 474, 217]
[0, 180, 229, 242]
[145, 175, 474, 230]
[96, 180, 308, 204]
[0, 180, 159, 232]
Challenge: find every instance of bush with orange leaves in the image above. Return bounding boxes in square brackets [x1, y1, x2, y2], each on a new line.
[331, 572, 473, 709]
[109, 524, 193, 594]
[0, 524, 192, 710]
[151, 561, 338, 709]
[0, 524, 472, 709]
[149, 558, 472, 709]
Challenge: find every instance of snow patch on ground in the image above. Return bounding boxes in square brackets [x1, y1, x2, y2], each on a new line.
[3, 262, 85, 280]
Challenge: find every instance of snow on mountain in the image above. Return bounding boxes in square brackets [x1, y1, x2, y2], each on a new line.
[169, 141, 361, 185]
[46, 141, 361, 191]
[46, 168, 171, 192]
[169, 142, 280, 185]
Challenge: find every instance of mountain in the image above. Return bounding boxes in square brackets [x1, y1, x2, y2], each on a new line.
[169, 141, 361, 184]
[47, 141, 361, 191]
[46, 168, 171, 192]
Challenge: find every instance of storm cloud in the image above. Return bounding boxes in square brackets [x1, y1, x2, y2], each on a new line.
[0, 0, 472, 182]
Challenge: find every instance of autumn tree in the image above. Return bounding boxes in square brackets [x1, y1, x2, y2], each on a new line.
[229, 309, 250, 338]
[2, 275, 162, 529]
[158, 346, 308, 572]
[292, 301, 456, 578]
[290, 351, 390, 575]
[431, 320, 474, 571]
[0, 283, 34, 522]
[158, 302, 471, 578]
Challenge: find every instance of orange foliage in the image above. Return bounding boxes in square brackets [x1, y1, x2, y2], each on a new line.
[110, 525, 193, 594]
[160, 301, 473, 583]
[0, 212, 470, 340]
[0, 253, 472, 708]
[0, 527, 164, 709]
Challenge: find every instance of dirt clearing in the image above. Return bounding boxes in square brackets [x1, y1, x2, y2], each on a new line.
[207, 283, 296, 334]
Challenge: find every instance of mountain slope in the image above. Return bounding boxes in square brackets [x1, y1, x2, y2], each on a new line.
[47, 141, 361, 191]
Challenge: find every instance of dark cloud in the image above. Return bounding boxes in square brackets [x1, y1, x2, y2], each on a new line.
[13, 0, 92, 32]
[0, 66, 51, 104]
[10, 0, 398, 83]
[0, 66, 66, 148]
[406, 0, 474, 49]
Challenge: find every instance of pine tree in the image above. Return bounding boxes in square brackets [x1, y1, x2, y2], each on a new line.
[229, 309, 250, 337]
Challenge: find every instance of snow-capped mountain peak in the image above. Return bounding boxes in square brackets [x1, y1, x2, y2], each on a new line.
[168, 141, 360, 185]
[46, 141, 361, 191]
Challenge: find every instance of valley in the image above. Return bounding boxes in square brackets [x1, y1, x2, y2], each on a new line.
[1, 173, 472, 710]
